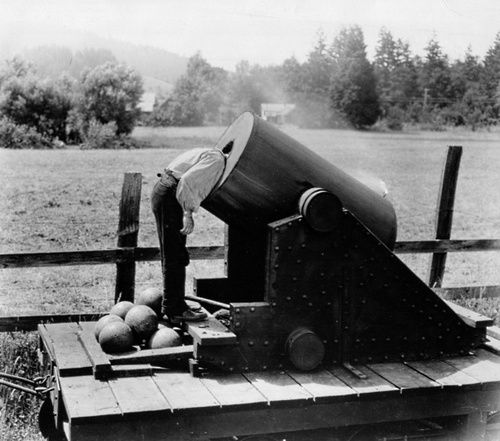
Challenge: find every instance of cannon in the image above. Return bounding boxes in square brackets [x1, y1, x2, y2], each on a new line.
[188, 112, 487, 373]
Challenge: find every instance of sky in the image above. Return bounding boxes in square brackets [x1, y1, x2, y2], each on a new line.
[1, 0, 500, 70]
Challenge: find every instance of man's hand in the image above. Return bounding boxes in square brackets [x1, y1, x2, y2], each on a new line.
[181, 212, 194, 235]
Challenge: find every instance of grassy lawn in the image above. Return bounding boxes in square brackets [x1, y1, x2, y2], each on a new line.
[1, 124, 499, 440]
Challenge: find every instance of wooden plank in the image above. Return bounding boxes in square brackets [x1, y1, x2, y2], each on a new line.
[404, 360, 480, 390]
[329, 365, 398, 397]
[45, 323, 92, 377]
[0, 249, 130, 269]
[38, 324, 56, 362]
[287, 368, 357, 402]
[435, 285, 500, 300]
[152, 371, 220, 412]
[395, 239, 500, 254]
[77, 322, 112, 379]
[200, 374, 268, 409]
[0, 313, 105, 332]
[135, 245, 224, 262]
[366, 362, 441, 394]
[108, 376, 170, 417]
[428, 145, 462, 288]
[445, 300, 494, 328]
[115, 172, 142, 302]
[482, 336, 500, 355]
[184, 314, 237, 346]
[59, 375, 122, 424]
[488, 325, 500, 341]
[110, 364, 153, 377]
[0, 245, 224, 269]
[108, 345, 193, 366]
[243, 371, 313, 405]
[444, 349, 500, 390]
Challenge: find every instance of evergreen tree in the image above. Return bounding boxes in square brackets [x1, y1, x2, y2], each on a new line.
[330, 26, 381, 128]
[374, 28, 418, 108]
[483, 32, 500, 99]
[419, 38, 453, 103]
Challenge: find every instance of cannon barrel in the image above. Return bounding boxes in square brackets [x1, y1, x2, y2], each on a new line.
[203, 112, 397, 249]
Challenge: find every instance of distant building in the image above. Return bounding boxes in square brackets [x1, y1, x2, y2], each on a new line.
[261, 103, 296, 124]
[138, 93, 156, 114]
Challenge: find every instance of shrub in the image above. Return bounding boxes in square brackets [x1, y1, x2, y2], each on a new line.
[386, 107, 405, 131]
[0, 117, 52, 149]
[79, 119, 140, 150]
[0, 332, 42, 441]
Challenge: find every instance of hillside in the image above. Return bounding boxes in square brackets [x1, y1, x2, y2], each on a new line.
[1, 28, 188, 85]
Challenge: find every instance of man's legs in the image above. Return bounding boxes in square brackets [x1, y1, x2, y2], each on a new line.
[151, 178, 206, 321]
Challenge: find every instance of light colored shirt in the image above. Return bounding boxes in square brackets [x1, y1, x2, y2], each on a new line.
[167, 147, 226, 213]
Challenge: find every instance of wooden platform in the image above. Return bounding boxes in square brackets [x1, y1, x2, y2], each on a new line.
[39, 322, 500, 441]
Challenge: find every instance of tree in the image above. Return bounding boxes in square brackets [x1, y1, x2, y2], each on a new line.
[374, 28, 418, 109]
[418, 38, 453, 103]
[483, 32, 500, 100]
[329, 26, 381, 128]
[160, 53, 227, 126]
[0, 73, 72, 141]
[77, 62, 143, 135]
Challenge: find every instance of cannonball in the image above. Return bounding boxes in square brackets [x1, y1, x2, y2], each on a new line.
[137, 287, 163, 316]
[109, 301, 135, 319]
[94, 314, 124, 340]
[147, 327, 182, 349]
[124, 305, 159, 343]
[98, 321, 134, 354]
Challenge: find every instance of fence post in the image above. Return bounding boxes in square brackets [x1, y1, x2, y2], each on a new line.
[428, 146, 462, 288]
[115, 172, 142, 303]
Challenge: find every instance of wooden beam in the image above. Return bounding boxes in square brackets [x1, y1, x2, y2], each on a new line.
[115, 173, 142, 303]
[395, 239, 500, 254]
[0, 313, 105, 332]
[0, 246, 225, 269]
[428, 146, 462, 288]
[445, 300, 494, 328]
[434, 285, 500, 299]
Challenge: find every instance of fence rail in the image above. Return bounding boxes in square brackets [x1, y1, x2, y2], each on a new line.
[2, 239, 500, 270]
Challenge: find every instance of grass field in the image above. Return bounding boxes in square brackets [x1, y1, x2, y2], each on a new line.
[1, 124, 500, 440]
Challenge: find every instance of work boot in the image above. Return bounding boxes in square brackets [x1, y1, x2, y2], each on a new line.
[172, 308, 207, 322]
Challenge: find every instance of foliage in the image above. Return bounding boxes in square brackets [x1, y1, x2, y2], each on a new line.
[329, 26, 381, 128]
[0, 70, 72, 141]
[155, 53, 227, 126]
[77, 62, 143, 136]
[0, 117, 53, 149]
[0, 332, 42, 441]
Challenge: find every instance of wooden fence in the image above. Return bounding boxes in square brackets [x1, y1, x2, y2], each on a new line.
[1, 146, 499, 332]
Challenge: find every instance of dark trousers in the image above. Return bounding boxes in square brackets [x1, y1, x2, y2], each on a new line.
[151, 173, 190, 316]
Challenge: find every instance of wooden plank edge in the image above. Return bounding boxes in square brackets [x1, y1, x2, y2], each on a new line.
[445, 301, 494, 328]
[0, 313, 106, 332]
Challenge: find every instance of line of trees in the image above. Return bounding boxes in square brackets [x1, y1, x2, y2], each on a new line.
[0, 56, 144, 149]
[152, 27, 500, 130]
[1, 26, 500, 149]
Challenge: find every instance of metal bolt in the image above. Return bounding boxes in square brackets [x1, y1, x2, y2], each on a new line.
[250, 307, 255, 312]
[248, 341, 254, 346]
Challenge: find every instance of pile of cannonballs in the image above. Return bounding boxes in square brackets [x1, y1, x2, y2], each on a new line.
[94, 288, 182, 354]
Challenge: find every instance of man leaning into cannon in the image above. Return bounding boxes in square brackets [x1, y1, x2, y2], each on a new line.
[151, 142, 233, 323]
